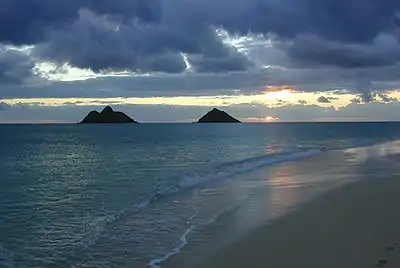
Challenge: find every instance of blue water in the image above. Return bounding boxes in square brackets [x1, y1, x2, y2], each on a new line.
[0, 123, 399, 267]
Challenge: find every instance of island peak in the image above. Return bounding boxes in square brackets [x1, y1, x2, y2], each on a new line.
[80, 106, 138, 124]
[198, 108, 241, 123]
[101, 106, 114, 114]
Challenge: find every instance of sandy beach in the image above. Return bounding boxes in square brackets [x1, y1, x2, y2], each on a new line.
[201, 175, 400, 268]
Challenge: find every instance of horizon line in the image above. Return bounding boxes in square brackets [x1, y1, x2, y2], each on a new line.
[0, 120, 399, 125]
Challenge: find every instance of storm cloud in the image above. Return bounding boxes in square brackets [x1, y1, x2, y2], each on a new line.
[317, 96, 338, 103]
[286, 34, 400, 69]
[2, 0, 400, 112]
[1, 0, 400, 74]
[0, 47, 35, 84]
[32, 9, 253, 73]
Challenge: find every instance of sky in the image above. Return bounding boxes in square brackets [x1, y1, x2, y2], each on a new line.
[0, 0, 400, 123]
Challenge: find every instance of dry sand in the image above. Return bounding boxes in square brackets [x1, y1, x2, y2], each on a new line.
[201, 176, 400, 268]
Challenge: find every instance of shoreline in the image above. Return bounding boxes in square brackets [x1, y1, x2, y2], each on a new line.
[161, 143, 400, 268]
[160, 148, 359, 268]
[200, 175, 400, 268]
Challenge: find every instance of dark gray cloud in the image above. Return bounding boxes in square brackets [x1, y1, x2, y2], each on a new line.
[3, 0, 400, 123]
[286, 34, 400, 69]
[317, 96, 331, 103]
[211, 0, 400, 42]
[0, 0, 163, 45]
[0, 47, 35, 84]
[2, 0, 400, 105]
[354, 79, 374, 103]
[378, 93, 398, 103]
[317, 96, 339, 103]
[350, 91, 399, 103]
[31, 7, 251, 73]
[0, 71, 270, 98]
[2, 0, 399, 45]
[2, 0, 400, 74]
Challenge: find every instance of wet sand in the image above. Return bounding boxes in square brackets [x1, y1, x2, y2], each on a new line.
[201, 175, 400, 268]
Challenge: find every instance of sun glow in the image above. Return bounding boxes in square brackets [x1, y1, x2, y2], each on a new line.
[245, 115, 279, 122]
[263, 86, 296, 101]
[265, 116, 279, 121]
[3, 91, 399, 112]
[265, 89, 294, 100]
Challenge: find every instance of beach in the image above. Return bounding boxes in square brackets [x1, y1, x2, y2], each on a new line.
[201, 171, 400, 268]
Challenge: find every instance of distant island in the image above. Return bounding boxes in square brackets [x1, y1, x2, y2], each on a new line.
[80, 106, 138, 124]
[198, 108, 241, 123]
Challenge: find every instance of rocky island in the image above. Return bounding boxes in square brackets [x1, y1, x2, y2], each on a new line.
[198, 108, 241, 123]
[80, 106, 138, 124]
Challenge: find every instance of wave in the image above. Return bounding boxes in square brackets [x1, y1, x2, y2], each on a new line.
[136, 148, 326, 213]
[148, 196, 250, 268]
[71, 147, 326, 257]
[178, 148, 324, 189]
[148, 216, 196, 268]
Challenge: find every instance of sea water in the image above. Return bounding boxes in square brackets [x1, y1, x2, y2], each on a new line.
[0, 122, 399, 267]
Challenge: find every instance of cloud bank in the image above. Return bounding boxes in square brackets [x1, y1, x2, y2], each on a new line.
[1, 0, 400, 74]
[1, 0, 400, 113]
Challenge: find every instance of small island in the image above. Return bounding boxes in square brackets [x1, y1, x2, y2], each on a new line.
[80, 106, 138, 124]
[198, 108, 241, 123]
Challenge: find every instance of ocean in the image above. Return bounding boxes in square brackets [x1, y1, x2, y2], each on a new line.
[0, 122, 399, 268]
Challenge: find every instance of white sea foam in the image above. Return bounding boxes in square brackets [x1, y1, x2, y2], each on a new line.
[148, 223, 195, 268]
[148, 196, 250, 268]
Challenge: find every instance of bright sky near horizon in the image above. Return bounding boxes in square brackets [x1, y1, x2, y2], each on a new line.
[1, 1, 400, 123]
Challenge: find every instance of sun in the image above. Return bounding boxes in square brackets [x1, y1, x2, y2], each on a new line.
[265, 90, 293, 100]
[264, 86, 296, 100]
